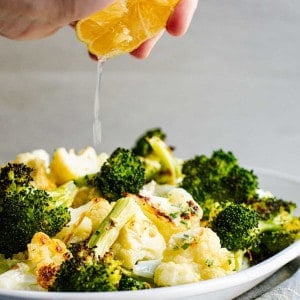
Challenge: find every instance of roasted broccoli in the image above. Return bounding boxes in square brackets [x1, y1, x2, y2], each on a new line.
[49, 242, 122, 292]
[118, 272, 151, 291]
[49, 242, 151, 292]
[75, 147, 145, 202]
[211, 203, 260, 251]
[247, 195, 300, 263]
[211, 200, 300, 264]
[49, 196, 151, 292]
[180, 149, 259, 219]
[250, 230, 296, 264]
[247, 195, 296, 220]
[132, 127, 167, 157]
[180, 148, 299, 261]
[0, 163, 77, 257]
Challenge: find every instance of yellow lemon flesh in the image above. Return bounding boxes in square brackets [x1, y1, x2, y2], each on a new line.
[75, 0, 180, 59]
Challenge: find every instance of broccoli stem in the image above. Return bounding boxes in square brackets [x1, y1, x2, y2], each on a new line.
[147, 136, 177, 185]
[88, 195, 137, 257]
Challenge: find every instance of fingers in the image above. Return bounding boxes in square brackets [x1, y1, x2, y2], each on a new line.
[130, 31, 164, 59]
[130, 0, 198, 59]
[166, 0, 198, 36]
[0, 0, 115, 40]
[87, 30, 164, 60]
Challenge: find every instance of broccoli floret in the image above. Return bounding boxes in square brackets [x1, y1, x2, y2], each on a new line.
[119, 273, 151, 291]
[95, 148, 145, 202]
[0, 162, 32, 193]
[180, 149, 258, 219]
[250, 230, 296, 264]
[75, 147, 145, 202]
[247, 197, 300, 264]
[211, 203, 260, 251]
[211, 200, 300, 261]
[132, 128, 167, 157]
[49, 243, 122, 292]
[220, 165, 259, 203]
[0, 163, 77, 257]
[49, 242, 151, 292]
[247, 196, 296, 220]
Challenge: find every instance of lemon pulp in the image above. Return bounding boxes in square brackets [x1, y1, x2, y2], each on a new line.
[76, 0, 180, 59]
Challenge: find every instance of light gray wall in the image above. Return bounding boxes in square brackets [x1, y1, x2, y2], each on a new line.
[1, 0, 300, 177]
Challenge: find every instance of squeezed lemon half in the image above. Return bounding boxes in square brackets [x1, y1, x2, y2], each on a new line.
[75, 0, 180, 59]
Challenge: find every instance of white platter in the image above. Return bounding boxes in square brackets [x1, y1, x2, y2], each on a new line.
[0, 167, 299, 300]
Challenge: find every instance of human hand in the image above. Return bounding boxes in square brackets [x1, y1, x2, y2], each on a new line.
[131, 0, 198, 59]
[0, 0, 114, 40]
[0, 0, 197, 59]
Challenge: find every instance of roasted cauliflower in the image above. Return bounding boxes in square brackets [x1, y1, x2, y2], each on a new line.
[136, 182, 203, 241]
[112, 204, 165, 269]
[154, 227, 236, 286]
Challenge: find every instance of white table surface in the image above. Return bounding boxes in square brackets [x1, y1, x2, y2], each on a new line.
[0, 1, 300, 298]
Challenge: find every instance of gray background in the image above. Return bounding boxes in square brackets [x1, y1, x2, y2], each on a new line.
[1, 0, 300, 177]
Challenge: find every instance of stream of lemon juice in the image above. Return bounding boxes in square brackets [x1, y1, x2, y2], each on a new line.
[93, 58, 106, 148]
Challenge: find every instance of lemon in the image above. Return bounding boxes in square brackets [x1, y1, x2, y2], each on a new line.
[75, 0, 180, 59]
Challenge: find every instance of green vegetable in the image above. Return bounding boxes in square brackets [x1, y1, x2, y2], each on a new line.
[180, 149, 258, 219]
[211, 201, 300, 262]
[49, 243, 122, 292]
[131, 128, 182, 184]
[75, 147, 145, 202]
[0, 163, 77, 257]
[250, 230, 296, 264]
[211, 203, 260, 251]
[118, 272, 151, 291]
[132, 127, 167, 157]
[248, 196, 300, 263]
[247, 196, 296, 220]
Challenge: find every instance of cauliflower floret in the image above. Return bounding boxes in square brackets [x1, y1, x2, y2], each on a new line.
[154, 227, 236, 286]
[133, 259, 160, 278]
[136, 184, 203, 242]
[56, 197, 112, 245]
[112, 205, 166, 269]
[97, 152, 109, 168]
[154, 262, 200, 286]
[55, 214, 93, 245]
[0, 262, 41, 291]
[27, 232, 70, 289]
[14, 149, 56, 190]
[86, 198, 112, 231]
[50, 147, 100, 185]
[15, 149, 51, 169]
